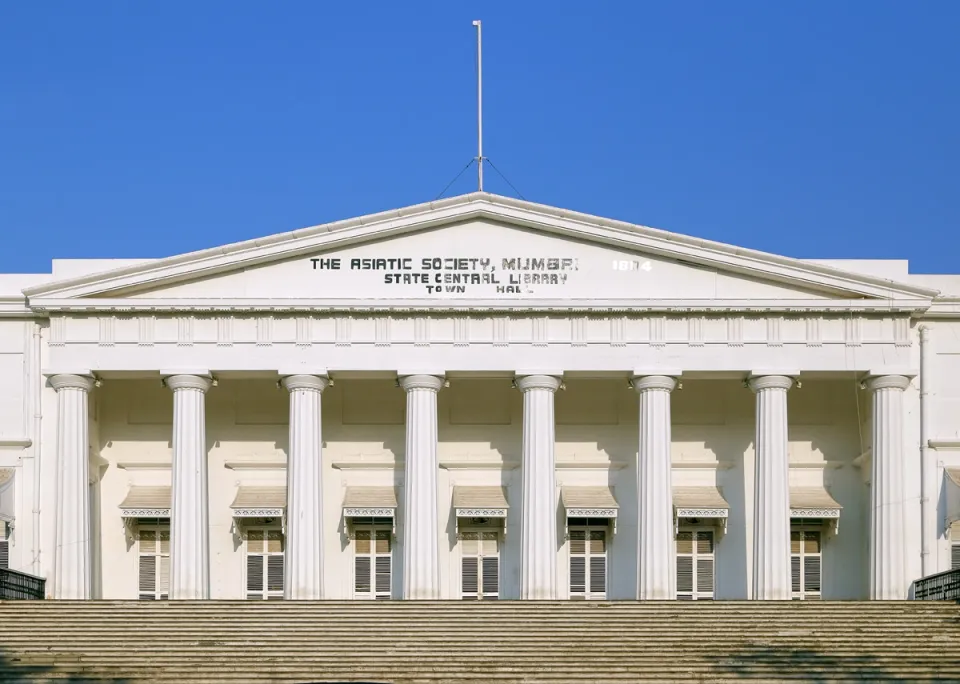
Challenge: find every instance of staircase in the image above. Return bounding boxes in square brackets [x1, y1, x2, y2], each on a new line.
[1, 601, 959, 683]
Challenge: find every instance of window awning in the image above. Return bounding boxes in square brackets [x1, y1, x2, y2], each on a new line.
[673, 485, 730, 519]
[230, 486, 285, 518]
[453, 486, 509, 518]
[119, 486, 171, 518]
[561, 486, 618, 518]
[790, 486, 842, 519]
[944, 468, 960, 530]
[0, 469, 14, 525]
[343, 487, 397, 518]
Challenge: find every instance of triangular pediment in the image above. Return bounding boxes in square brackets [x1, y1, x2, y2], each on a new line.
[24, 193, 936, 311]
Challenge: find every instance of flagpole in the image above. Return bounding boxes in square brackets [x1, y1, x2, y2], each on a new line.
[473, 20, 483, 192]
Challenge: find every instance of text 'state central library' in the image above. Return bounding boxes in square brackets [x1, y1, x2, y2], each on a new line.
[2, 192, 960, 603]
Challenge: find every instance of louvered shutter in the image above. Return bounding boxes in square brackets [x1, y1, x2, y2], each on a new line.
[138, 556, 157, 600]
[354, 524, 392, 599]
[0, 524, 8, 570]
[482, 557, 499, 599]
[791, 527, 822, 600]
[952, 544, 960, 571]
[355, 556, 371, 594]
[677, 529, 714, 600]
[569, 528, 587, 597]
[375, 556, 391, 599]
[138, 525, 170, 600]
[461, 530, 499, 600]
[246, 527, 284, 599]
[461, 557, 479, 599]
[589, 557, 606, 594]
[569, 524, 606, 599]
[246, 554, 264, 599]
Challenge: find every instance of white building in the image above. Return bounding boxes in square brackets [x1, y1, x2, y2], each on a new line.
[1, 192, 959, 602]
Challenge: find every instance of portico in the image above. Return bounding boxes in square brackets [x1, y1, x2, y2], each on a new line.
[2, 192, 951, 603]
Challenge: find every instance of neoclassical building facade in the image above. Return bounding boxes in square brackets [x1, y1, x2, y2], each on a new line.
[1, 193, 959, 601]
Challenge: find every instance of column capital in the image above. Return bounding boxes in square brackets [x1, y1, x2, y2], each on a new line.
[281, 374, 329, 393]
[748, 375, 794, 392]
[48, 373, 95, 393]
[631, 375, 677, 393]
[164, 374, 212, 393]
[865, 375, 911, 392]
[399, 374, 444, 392]
[515, 374, 562, 393]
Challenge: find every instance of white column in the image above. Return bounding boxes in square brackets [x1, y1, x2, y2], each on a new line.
[867, 374, 910, 600]
[517, 374, 561, 600]
[165, 374, 212, 600]
[50, 373, 95, 599]
[633, 375, 677, 600]
[400, 374, 443, 599]
[748, 375, 793, 600]
[281, 374, 328, 600]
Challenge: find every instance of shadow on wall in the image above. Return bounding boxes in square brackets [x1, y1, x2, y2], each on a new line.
[708, 645, 907, 682]
[0, 648, 132, 683]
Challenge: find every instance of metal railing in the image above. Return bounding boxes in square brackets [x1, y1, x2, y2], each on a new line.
[0, 567, 46, 600]
[913, 568, 960, 601]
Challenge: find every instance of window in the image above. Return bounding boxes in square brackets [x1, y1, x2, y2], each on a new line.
[569, 520, 607, 600]
[951, 542, 960, 571]
[138, 525, 170, 600]
[354, 520, 392, 600]
[461, 530, 499, 600]
[246, 529, 284, 600]
[0, 522, 9, 570]
[791, 527, 821, 600]
[677, 529, 714, 600]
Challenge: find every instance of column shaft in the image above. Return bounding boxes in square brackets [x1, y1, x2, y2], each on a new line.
[282, 374, 328, 600]
[50, 374, 95, 599]
[634, 375, 677, 600]
[868, 375, 910, 600]
[517, 375, 561, 600]
[167, 374, 212, 600]
[749, 375, 793, 600]
[400, 375, 443, 599]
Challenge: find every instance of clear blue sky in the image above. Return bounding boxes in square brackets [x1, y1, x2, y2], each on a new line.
[1, 2, 957, 275]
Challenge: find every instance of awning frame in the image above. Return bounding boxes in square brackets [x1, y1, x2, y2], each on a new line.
[790, 486, 843, 535]
[343, 487, 399, 536]
[562, 487, 619, 537]
[674, 506, 729, 536]
[453, 486, 509, 535]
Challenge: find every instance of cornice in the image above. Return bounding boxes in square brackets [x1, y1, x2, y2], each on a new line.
[26, 297, 931, 315]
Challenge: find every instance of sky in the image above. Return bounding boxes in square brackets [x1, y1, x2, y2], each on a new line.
[1, 2, 958, 275]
